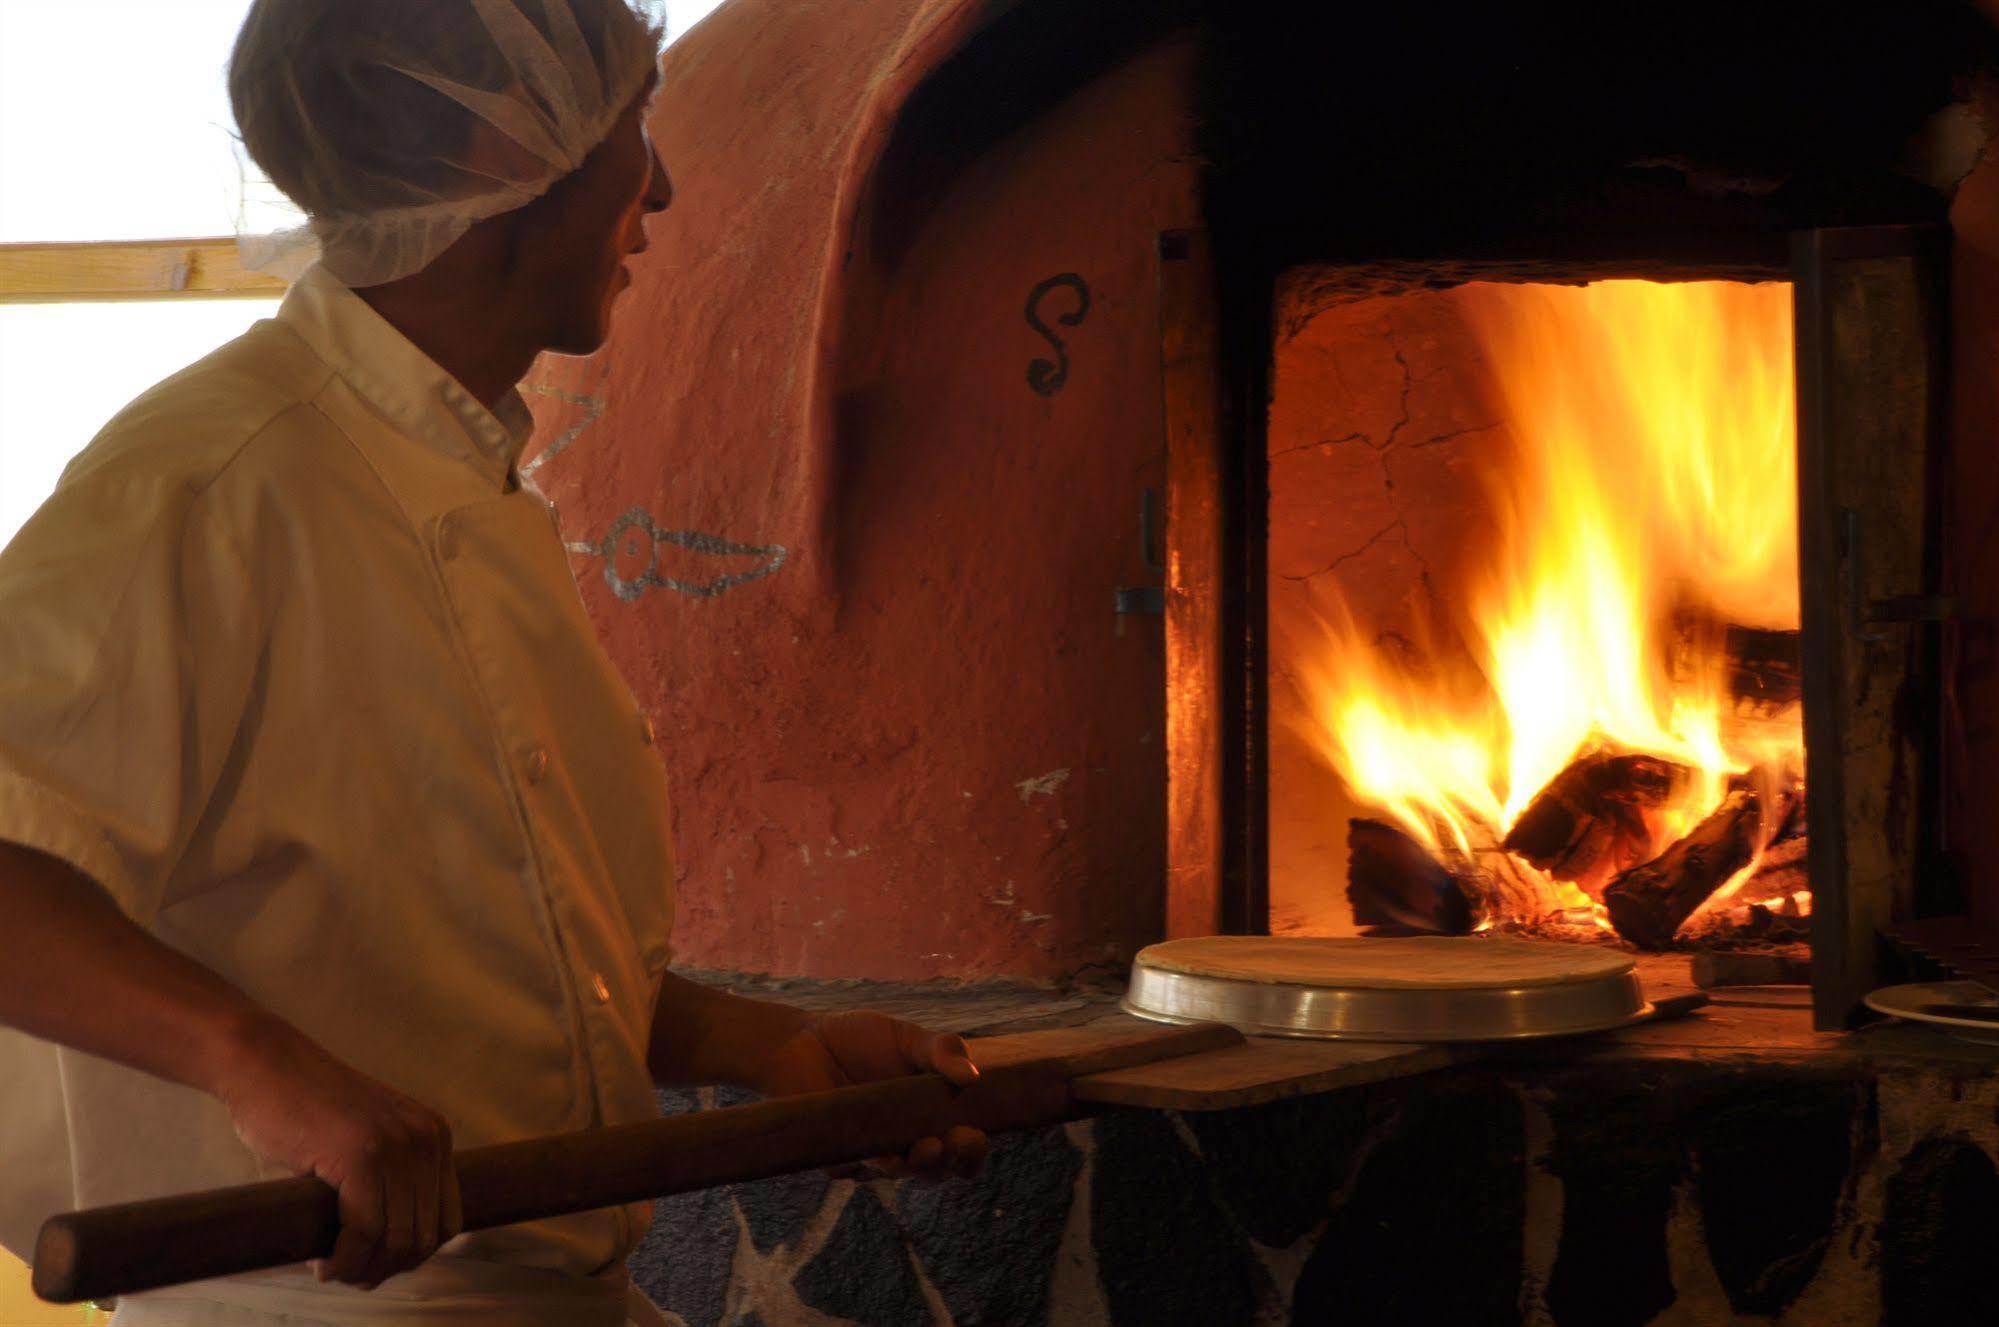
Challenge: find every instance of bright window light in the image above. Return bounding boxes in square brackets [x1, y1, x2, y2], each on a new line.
[0, 302, 281, 550]
[0, 1, 282, 550]
[0, 0, 727, 551]
[0, 1, 297, 243]
[0, 0, 724, 242]
[667, 0, 729, 42]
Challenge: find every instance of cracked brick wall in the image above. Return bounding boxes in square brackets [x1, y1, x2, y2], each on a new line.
[1267, 281, 1511, 935]
[632, 1059, 1999, 1327]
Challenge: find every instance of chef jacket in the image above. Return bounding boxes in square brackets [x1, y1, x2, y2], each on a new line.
[0, 264, 676, 1315]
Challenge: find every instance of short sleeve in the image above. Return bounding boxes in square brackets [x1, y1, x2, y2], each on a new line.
[0, 466, 260, 923]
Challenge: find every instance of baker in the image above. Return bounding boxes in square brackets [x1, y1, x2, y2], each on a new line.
[0, 1, 985, 1322]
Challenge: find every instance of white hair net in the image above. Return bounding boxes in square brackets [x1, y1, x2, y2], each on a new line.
[230, 0, 665, 286]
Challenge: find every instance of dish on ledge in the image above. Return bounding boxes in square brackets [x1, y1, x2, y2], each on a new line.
[1864, 980, 1999, 1046]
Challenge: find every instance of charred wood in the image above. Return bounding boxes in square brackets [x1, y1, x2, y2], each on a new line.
[1502, 751, 1689, 890]
[1347, 817, 1568, 933]
[1748, 900, 1810, 936]
[1726, 625, 1803, 710]
[1346, 818, 1477, 935]
[1722, 770, 1807, 904]
[1669, 615, 1804, 713]
[1727, 765, 1804, 825]
[1603, 789, 1763, 949]
[1691, 948, 1811, 988]
[1468, 842, 1563, 926]
[1735, 834, 1808, 904]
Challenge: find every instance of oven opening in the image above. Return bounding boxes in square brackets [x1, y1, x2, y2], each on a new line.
[1264, 276, 1807, 955]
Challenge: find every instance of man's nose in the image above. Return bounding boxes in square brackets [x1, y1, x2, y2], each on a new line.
[627, 151, 672, 256]
[644, 150, 673, 215]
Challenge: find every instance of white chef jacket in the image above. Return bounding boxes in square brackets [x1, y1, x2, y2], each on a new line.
[0, 265, 677, 1322]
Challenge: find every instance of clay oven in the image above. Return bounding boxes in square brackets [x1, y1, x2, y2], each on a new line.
[526, 0, 1999, 1029]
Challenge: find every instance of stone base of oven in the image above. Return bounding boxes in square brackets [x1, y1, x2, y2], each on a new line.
[635, 1055, 1999, 1327]
[631, 1035, 1999, 1326]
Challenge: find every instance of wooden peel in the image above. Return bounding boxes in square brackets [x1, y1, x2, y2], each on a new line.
[32, 1021, 1239, 1305]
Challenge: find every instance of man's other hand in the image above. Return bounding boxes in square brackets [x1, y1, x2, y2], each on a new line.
[216, 1019, 463, 1289]
[757, 1010, 990, 1182]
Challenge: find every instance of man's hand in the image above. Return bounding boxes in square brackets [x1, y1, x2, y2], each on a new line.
[0, 843, 461, 1289]
[216, 1019, 462, 1289]
[757, 1011, 990, 1182]
[646, 974, 991, 1182]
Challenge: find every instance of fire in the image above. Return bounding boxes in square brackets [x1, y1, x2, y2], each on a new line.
[1284, 280, 1802, 924]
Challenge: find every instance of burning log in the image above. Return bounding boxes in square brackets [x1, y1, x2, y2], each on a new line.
[1726, 625, 1803, 711]
[1717, 772, 1805, 904]
[1669, 615, 1803, 713]
[1347, 818, 1477, 935]
[1501, 751, 1689, 891]
[1734, 834, 1807, 905]
[1468, 840, 1560, 926]
[1347, 818, 1560, 934]
[1602, 789, 1763, 949]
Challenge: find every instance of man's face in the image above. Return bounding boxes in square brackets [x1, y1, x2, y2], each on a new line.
[529, 81, 672, 355]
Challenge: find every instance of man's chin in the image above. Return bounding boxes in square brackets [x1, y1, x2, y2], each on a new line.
[543, 313, 615, 359]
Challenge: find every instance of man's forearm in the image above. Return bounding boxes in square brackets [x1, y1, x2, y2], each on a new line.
[0, 842, 469, 1287]
[646, 970, 812, 1090]
[0, 840, 277, 1097]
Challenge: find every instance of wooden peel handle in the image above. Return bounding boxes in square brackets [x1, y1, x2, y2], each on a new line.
[34, 1021, 1238, 1304]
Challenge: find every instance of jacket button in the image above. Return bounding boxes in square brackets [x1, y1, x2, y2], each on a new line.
[640, 714, 657, 745]
[591, 972, 612, 1005]
[525, 746, 550, 783]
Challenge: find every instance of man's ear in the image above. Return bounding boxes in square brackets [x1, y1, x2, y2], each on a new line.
[485, 196, 550, 285]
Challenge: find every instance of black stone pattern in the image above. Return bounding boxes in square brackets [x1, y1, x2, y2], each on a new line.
[1183, 1088, 1378, 1249]
[794, 1185, 932, 1325]
[627, 1089, 739, 1327]
[1881, 1134, 1999, 1327]
[630, 1182, 737, 1327]
[1688, 1073, 1866, 1316]
[1090, 1110, 1260, 1326]
[1292, 1076, 1526, 1327]
[1540, 1067, 1685, 1327]
[738, 1168, 833, 1257]
[899, 1126, 1082, 1327]
[630, 1063, 1999, 1326]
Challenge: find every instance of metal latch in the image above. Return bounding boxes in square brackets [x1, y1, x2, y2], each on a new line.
[1115, 490, 1166, 617]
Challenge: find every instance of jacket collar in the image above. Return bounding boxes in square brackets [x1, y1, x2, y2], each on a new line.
[276, 264, 534, 506]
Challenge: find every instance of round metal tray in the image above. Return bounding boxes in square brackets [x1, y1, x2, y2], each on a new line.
[1123, 957, 1651, 1043]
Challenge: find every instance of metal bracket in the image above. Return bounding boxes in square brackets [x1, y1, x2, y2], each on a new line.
[1115, 587, 1167, 615]
[1842, 507, 1955, 643]
[1115, 489, 1166, 616]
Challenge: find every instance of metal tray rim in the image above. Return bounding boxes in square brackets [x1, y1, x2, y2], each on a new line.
[1123, 961, 1650, 1043]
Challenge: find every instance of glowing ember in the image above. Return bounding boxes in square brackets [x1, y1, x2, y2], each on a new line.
[1281, 280, 1805, 932]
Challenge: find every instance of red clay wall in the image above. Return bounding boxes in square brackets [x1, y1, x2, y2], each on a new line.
[528, 25, 1198, 979]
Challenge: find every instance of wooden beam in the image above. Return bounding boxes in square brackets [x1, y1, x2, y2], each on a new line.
[1792, 225, 1949, 1029]
[0, 239, 287, 304]
[1160, 229, 1228, 939]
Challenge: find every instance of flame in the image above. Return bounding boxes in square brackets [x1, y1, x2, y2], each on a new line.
[1284, 280, 1801, 919]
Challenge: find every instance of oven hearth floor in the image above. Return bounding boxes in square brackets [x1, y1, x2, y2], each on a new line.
[680, 954, 1990, 1109]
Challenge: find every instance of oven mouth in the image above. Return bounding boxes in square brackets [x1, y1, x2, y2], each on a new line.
[1263, 274, 1806, 953]
[1158, 228, 1954, 1030]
